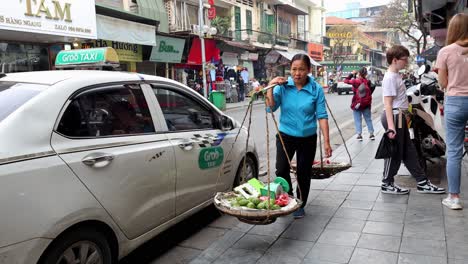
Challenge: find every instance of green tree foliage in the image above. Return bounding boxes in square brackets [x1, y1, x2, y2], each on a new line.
[374, 0, 427, 55]
[211, 16, 231, 36]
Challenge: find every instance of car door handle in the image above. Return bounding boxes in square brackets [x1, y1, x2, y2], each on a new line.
[82, 153, 114, 167]
[178, 141, 195, 151]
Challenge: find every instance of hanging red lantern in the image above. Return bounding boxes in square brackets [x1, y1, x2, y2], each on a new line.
[208, 7, 216, 20]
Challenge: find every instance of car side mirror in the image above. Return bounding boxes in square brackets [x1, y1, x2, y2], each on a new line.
[220, 115, 234, 131]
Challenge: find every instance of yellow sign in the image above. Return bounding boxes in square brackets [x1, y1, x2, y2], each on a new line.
[81, 40, 142, 62]
[326, 32, 353, 39]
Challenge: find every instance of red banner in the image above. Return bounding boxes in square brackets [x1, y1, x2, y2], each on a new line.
[208, 7, 216, 20]
[187, 37, 220, 65]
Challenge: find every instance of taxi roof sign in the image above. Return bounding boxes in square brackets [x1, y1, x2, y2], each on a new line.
[55, 47, 120, 69]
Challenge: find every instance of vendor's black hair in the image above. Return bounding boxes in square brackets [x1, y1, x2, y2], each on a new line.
[290, 54, 311, 70]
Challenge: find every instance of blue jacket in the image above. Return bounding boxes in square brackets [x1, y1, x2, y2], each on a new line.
[267, 76, 328, 137]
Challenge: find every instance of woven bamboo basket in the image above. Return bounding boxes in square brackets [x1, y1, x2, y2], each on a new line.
[310, 161, 352, 179]
[291, 161, 352, 179]
[214, 192, 303, 225]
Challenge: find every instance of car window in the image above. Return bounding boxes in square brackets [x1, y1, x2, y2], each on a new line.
[0, 81, 48, 123]
[152, 86, 215, 131]
[57, 84, 155, 137]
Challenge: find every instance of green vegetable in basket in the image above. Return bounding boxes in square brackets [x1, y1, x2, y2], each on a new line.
[236, 196, 244, 202]
[231, 201, 240, 207]
[238, 199, 249, 206]
[272, 204, 281, 210]
[247, 202, 256, 209]
[249, 197, 261, 206]
[256, 202, 265, 210]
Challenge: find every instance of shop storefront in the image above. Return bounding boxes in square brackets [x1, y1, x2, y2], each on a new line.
[95, 14, 156, 72]
[184, 37, 220, 93]
[145, 35, 185, 80]
[0, 0, 98, 73]
[81, 39, 142, 71]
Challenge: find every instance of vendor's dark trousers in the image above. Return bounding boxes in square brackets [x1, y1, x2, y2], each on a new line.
[276, 132, 317, 208]
[381, 111, 426, 184]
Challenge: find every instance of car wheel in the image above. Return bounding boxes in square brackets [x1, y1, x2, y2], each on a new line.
[346, 91, 349, 94]
[39, 228, 112, 264]
[233, 155, 258, 188]
[338, 91, 342, 95]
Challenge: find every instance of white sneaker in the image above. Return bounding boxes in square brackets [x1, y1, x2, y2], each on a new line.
[442, 196, 463, 210]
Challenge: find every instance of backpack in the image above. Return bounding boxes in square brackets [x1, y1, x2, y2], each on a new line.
[350, 80, 372, 110]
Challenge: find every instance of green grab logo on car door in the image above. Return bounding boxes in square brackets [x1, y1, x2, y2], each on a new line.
[198, 147, 224, 169]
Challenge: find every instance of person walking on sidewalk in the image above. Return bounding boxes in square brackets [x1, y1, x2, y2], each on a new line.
[380, 45, 445, 195]
[436, 13, 468, 210]
[266, 54, 332, 219]
[345, 67, 375, 141]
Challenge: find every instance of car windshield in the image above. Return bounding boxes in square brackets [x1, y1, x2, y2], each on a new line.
[0, 81, 48, 123]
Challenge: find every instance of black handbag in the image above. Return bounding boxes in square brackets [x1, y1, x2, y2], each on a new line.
[375, 131, 396, 159]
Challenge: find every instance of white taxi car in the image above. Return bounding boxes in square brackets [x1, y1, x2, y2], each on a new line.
[0, 70, 258, 264]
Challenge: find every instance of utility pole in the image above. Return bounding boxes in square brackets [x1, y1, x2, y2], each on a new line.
[198, 0, 208, 98]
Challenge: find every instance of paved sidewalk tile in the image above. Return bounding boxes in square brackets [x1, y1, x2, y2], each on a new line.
[341, 200, 374, 210]
[317, 229, 360, 247]
[363, 221, 403, 237]
[266, 238, 315, 259]
[281, 221, 324, 242]
[305, 243, 354, 263]
[215, 248, 264, 264]
[231, 234, 276, 252]
[334, 207, 370, 220]
[357, 233, 401, 252]
[373, 202, 407, 213]
[400, 237, 447, 257]
[368, 210, 406, 224]
[326, 217, 366, 232]
[257, 252, 303, 264]
[398, 253, 447, 264]
[349, 248, 398, 264]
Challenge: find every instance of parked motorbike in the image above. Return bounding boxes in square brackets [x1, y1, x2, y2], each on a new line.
[406, 65, 446, 171]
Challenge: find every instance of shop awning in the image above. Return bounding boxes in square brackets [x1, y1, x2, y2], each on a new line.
[136, 0, 169, 33]
[277, 4, 308, 15]
[275, 50, 321, 66]
[223, 40, 256, 51]
[96, 15, 156, 46]
[187, 37, 220, 65]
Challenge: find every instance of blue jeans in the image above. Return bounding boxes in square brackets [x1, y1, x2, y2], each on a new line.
[444, 96, 468, 194]
[353, 107, 374, 135]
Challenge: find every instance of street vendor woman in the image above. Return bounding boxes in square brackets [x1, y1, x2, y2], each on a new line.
[265, 54, 332, 219]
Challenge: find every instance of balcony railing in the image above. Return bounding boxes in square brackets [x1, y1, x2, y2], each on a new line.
[228, 29, 291, 46]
